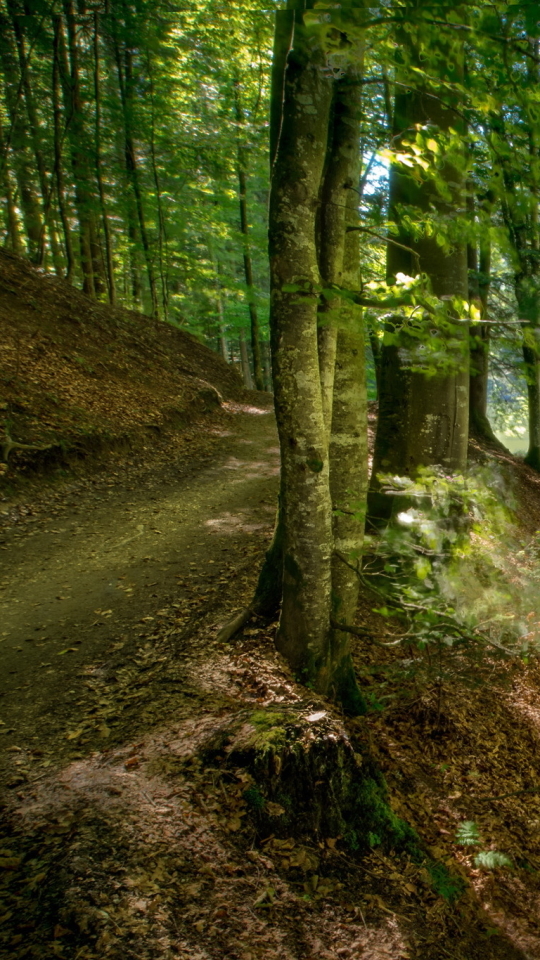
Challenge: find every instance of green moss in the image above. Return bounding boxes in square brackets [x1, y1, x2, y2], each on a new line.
[328, 654, 367, 716]
[249, 710, 293, 753]
[243, 786, 266, 809]
[346, 775, 419, 855]
[427, 861, 465, 902]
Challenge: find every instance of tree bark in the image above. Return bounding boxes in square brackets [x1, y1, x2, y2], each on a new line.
[269, 6, 334, 686]
[93, 12, 116, 304]
[239, 331, 254, 390]
[113, 33, 159, 318]
[0, 117, 22, 254]
[57, 6, 96, 296]
[269, 8, 295, 170]
[369, 5, 469, 524]
[9, 1, 65, 273]
[0, 13, 43, 261]
[324, 62, 368, 715]
[234, 80, 264, 390]
[52, 14, 74, 280]
[468, 224, 497, 442]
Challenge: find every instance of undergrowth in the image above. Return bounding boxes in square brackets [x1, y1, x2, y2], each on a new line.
[358, 463, 540, 704]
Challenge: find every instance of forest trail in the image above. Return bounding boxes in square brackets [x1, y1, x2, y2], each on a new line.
[0, 402, 279, 781]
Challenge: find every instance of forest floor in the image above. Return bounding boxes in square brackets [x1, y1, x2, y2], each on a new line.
[4, 256, 540, 959]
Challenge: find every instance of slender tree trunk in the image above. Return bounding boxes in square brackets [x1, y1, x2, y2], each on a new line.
[113, 36, 159, 318]
[0, 118, 22, 254]
[369, 329, 381, 396]
[8, 2, 63, 273]
[239, 331, 254, 390]
[269, 7, 295, 170]
[147, 52, 168, 319]
[325, 59, 368, 714]
[263, 340, 272, 391]
[369, 5, 469, 524]
[523, 38, 540, 469]
[238, 3, 296, 631]
[468, 222, 496, 441]
[57, 6, 95, 295]
[212, 254, 229, 363]
[517, 277, 540, 468]
[0, 14, 43, 261]
[219, 330, 229, 363]
[93, 12, 116, 304]
[233, 80, 264, 390]
[52, 15, 74, 280]
[127, 214, 142, 305]
[270, 7, 334, 686]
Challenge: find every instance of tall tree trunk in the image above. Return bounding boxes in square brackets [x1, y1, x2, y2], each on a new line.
[127, 214, 142, 306]
[0, 118, 22, 254]
[325, 58, 368, 714]
[522, 38, 540, 469]
[239, 331, 254, 390]
[233, 80, 264, 391]
[495, 37, 540, 469]
[468, 218, 496, 441]
[0, 13, 43, 261]
[269, 7, 295, 170]
[369, 4, 469, 524]
[147, 51, 168, 319]
[270, 6, 334, 687]
[57, 6, 95, 295]
[113, 33, 159, 318]
[518, 277, 540, 469]
[8, 2, 63, 273]
[93, 12, 116, 304]
[52, 14, 74, 280]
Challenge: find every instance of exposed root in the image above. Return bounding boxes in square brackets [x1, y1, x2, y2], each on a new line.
[1, 425, 54, 463]
[216, 605, 253, 643]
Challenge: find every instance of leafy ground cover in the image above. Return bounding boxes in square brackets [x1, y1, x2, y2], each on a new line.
[0, 248, 246, 491]
[3, 259, 540, 958]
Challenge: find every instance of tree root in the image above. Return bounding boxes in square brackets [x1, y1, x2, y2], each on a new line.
[216, 606, 254, 643]
[1, 427, 54, 464]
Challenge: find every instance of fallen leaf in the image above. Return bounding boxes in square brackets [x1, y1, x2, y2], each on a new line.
[66, 729, 84, 741]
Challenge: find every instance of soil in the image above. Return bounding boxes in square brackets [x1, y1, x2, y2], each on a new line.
[0, 399, 279, 780]
[4, 257, 540, 960]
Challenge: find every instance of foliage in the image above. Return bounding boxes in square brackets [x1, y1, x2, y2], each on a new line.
[455, 820, 481, 847]
[474, 850, 512, 870]
[362, 464, 540, 698]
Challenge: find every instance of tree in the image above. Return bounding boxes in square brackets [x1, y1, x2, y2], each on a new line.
[262, 1, 369, 711]
[369, 2, 470, 524]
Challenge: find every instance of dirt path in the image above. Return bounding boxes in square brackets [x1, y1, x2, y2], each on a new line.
[0, 402, 279, 781]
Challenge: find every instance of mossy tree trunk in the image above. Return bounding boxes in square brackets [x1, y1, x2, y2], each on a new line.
[270, 4, 334, 686]
[327, 101, 368, 712]
[369, 3, 469, 525]
[224, 3, 369, 713]
[319, 52, 368, 713]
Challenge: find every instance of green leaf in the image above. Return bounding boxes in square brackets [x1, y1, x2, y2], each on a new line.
[455, 821, 481, 847]
[474, 851, 512, 870]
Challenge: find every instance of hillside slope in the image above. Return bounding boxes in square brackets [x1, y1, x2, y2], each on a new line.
[0, 250, 247, 486]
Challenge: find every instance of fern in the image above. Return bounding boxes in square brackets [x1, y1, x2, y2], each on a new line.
[455, 820, 481, 846]
[474, 850, 512, 870]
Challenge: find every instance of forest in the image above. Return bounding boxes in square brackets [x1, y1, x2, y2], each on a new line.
[3, 0, 540, 958]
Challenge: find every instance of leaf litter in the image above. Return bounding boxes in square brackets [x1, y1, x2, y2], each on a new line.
[2, 372, 540, 956]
